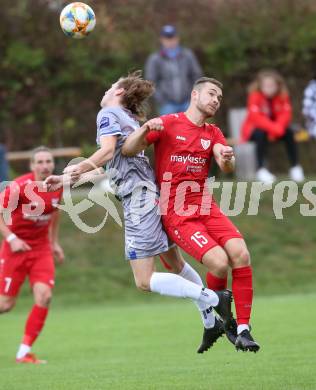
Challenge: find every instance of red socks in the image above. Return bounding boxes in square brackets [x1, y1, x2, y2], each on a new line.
[22, 305, 49, 346]
[232, 266, 253, 325]
[207, 267, 254, 325]
[206, 272, 227, 290]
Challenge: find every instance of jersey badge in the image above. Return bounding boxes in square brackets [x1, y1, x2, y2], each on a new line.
[128, 250, 137, 259]
[201, 139, 211, 150]
[100, 117, 110, 129]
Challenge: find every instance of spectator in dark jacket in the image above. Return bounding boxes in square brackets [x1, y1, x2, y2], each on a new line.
[145, 25, 203, 115]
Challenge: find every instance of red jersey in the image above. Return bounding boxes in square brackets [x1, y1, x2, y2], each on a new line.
[146, 112, 227, 214]
[0, 173, 63, 247]
[241, 91, 292, 142]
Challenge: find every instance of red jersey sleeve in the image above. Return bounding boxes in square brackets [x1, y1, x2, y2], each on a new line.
[146, 130, 161, 145]
[212, 125, 227, 146]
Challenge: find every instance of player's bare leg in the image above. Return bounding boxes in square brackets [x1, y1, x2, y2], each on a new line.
[224, 238, 260, 352]
[16, 282, 52, 364]
[160, 246, 225, 353]
[0, 295, 16, 314]
[159, 246, 185, 274]
[130, 257, 156, 292]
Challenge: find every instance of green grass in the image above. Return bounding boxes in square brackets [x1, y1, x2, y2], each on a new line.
[1, 294, 315, 390]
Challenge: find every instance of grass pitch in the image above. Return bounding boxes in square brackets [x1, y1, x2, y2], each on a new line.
[1, 293, 315, 390]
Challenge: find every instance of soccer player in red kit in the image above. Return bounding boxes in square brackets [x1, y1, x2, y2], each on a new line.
[122, 77, 260, 352]
[0, 146, 64, 363]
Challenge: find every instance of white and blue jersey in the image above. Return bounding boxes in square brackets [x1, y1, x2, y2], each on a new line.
[96, 105, 170, 260]
[96, 106, 157, 199]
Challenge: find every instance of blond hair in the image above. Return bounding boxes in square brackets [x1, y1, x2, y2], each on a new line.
[248, 70, 288, 95]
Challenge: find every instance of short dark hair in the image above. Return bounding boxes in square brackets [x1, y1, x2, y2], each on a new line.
[193, 77, 223, 90]
[31, 146, 53, 163]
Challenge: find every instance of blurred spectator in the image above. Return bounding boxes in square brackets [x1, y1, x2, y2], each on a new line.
[145, 25, 202, 115]
[0, 125, 8, 182]
[302, 76, 316, 138]
[241, 70, 305, 183]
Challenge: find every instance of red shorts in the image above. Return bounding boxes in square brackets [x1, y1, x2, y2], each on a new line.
[163, 202, 243, 262]
[0, 242, 55, 297]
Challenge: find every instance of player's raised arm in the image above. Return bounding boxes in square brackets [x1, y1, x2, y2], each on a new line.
[122, 118, 164, 156]
[121, 124, 150, 156]
[64, 136, 117, 180]
[213, 143, 236, 173]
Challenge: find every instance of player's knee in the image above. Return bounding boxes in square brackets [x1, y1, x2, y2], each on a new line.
[35, 290, 52, 307]
[203, 251, 229, 277]
[214, 257, 229, 276]
[0, 300, 15, 314]
[135, 281, 151, 292]
[134, 277, 151, 292]
[231, 247, 251, 268]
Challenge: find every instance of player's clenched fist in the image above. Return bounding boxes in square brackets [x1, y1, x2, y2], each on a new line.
[144, 118, 164, 132]
[220, 146, 234, 161]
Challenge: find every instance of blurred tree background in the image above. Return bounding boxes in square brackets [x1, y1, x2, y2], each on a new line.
[1, 0, 316, 151]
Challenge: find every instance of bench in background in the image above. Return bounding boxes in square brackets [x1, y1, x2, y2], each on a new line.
[7, 147, 82, 162]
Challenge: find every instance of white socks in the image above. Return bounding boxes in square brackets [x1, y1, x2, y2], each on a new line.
[149, 271, 219, 327]
[198, 287, 219, 307]
[179, 262, 203, 287]
[150, 272, 202, 300]
[179, 262, 216, 328]
[16, 344, 31, 359]
[237, 324, 249, 334]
